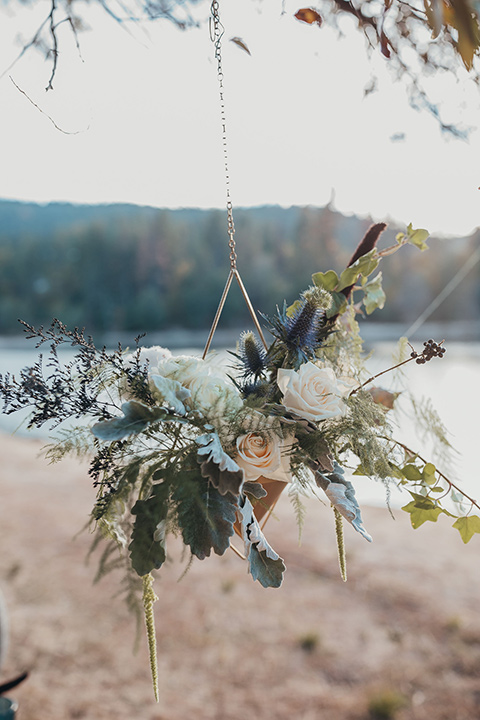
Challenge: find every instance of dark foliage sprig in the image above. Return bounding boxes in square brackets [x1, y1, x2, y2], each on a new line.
[0, 319, 154, 429]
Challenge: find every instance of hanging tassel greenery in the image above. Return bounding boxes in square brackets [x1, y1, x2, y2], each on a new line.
[334, 507, 347, 582]
[142, 573, 159, 702]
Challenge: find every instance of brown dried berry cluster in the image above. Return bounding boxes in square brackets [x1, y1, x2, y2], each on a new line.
[410, 339, 446, 364]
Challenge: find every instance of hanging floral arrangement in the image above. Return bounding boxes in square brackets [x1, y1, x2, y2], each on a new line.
[1, 221, 478, 700]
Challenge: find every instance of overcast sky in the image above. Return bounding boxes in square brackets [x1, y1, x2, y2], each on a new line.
[0, 0, 479, 236]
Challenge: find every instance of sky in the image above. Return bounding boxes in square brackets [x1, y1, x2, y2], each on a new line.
[0, 0, 479, 236]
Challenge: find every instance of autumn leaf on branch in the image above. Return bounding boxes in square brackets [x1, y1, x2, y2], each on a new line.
[295, 8, 323, 26]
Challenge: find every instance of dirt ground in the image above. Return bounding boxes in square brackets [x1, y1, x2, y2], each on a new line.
[0, 433, 479, 720]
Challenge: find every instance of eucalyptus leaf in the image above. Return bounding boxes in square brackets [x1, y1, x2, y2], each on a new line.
[92, 401, 167, 441]
[196, 432, 244, 497]
[129, 482, 170, 577]
[173, 471, 237, 560]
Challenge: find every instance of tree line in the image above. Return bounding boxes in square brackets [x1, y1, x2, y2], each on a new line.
[0, 202, 478, 337]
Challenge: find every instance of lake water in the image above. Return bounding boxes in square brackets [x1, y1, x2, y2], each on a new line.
[0, 339, 478, 509]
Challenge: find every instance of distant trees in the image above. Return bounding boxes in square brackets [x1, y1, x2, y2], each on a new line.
[0, 203, 478, 336]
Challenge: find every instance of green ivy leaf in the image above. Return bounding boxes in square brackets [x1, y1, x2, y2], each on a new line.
[337, 250, 379, 291]
[401, 464, 423, 481]
[129, 482, 170, 577]
[422, 462, 437, 485]
[452, 515, 480, 543]
[312, 269, 339, 291]
[325, 291, 348, 318]
[92, 401, 167, 441]
[402, 492, 443, 528]
[405, 223, 430, 251]
[363, 272, 386, 315]
[286, 299, 303, 317]
[173, 471, 237, 560]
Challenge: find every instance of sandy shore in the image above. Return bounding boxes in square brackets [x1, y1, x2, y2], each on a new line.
[0, 433, 479, 720]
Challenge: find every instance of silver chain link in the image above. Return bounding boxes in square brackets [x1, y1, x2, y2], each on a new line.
[209, 0, 237, 269]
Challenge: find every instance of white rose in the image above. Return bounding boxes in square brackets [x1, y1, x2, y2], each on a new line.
[277, 362, 346, 423]
[156, 355, 204, 385]
[189, 374, 243, 420]
[125, 346, 172, 374]
[235, 432, 292, 483]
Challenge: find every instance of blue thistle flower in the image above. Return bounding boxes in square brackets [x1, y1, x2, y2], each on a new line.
[265, 287, 333, 369]
[238, 331, 267, 379]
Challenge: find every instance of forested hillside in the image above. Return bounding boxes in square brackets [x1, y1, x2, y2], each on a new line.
[0, 200, 478, 338]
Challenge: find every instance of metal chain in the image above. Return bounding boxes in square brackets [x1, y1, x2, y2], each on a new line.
[209, 0, 237, 269]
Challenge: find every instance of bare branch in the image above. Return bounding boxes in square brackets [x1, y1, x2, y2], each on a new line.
[9, 76, 87, 135]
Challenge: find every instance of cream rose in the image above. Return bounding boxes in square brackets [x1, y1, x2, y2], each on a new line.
[277, 362, 346, 422]
[235, 432, 292, 483]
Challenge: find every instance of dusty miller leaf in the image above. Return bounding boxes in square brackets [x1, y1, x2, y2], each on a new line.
[129, 482, 170, 577]
[92, 401, 167, 441]
[243, 481, 268, 499]
[150, 374, 190, 415]
[196, 432, 244, 497]
[173, 471, 237, 560]
[238, 496, 285, 588]
[315, 463, 372, 542]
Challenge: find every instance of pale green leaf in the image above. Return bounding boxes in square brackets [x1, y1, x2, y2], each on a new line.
[312, 269, 339, 291]
[402, 493, 443, 528]
[452, 515, 480, 543]
[401, 464, 423, 481]
[406, 223, 430, 251]
[337, 250, 379, 291]
[422, 462, 437, 485]
[325, 291, 348, 318]
[363, 272, 386, 315]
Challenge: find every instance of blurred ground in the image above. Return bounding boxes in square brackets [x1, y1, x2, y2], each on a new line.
[0, 433, 479, 720]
